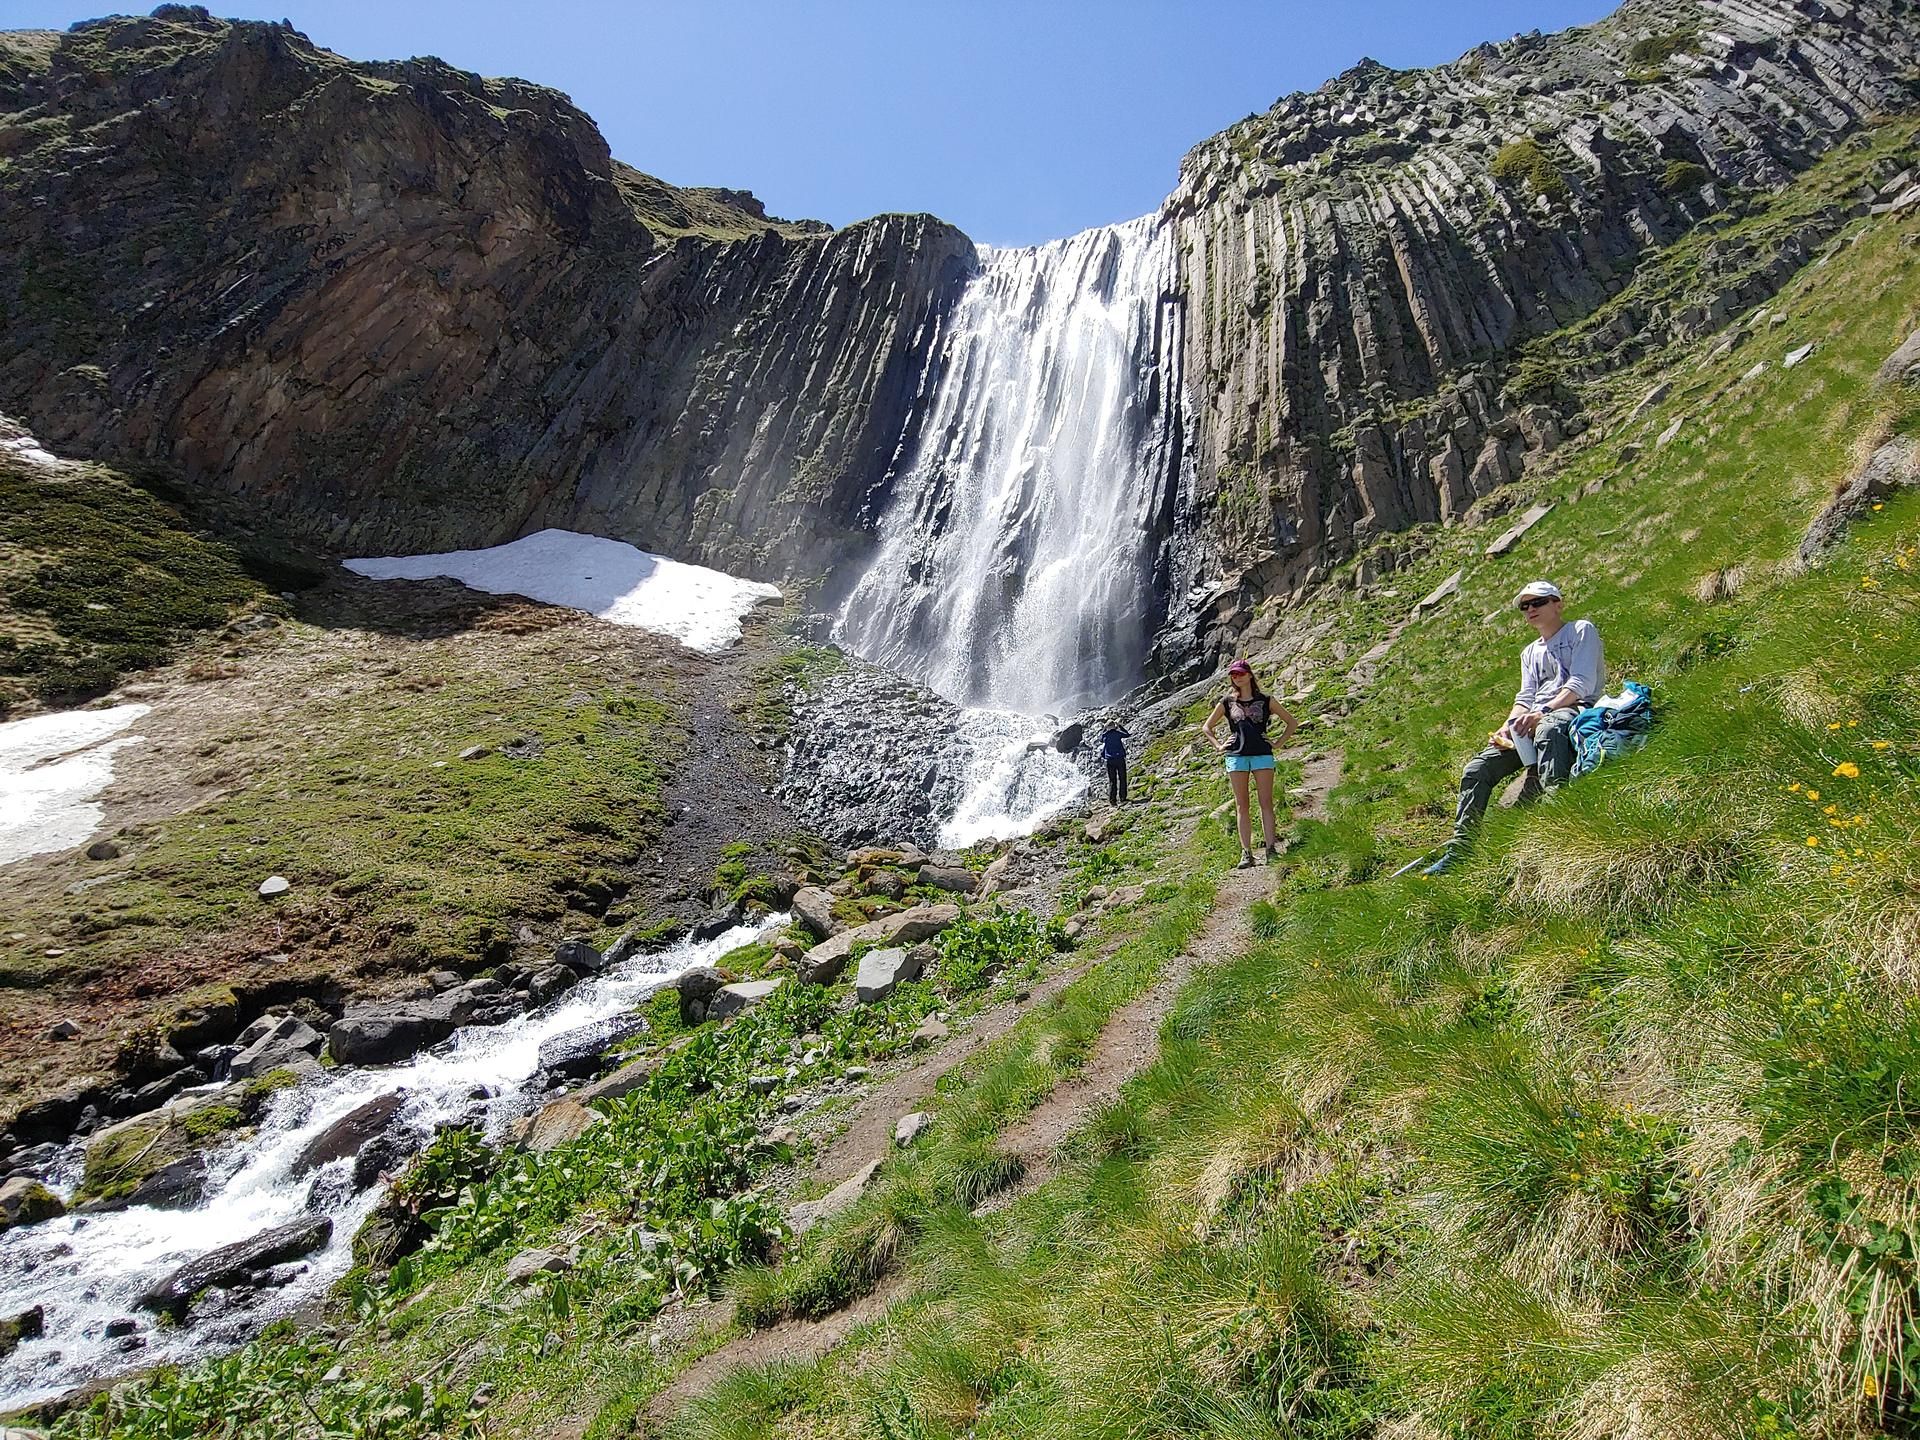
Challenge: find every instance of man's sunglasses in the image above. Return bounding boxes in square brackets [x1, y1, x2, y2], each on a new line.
[1517, 597, 1555, 611]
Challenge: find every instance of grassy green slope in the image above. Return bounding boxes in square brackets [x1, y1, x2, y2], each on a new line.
[672, 125, 1920, 1440]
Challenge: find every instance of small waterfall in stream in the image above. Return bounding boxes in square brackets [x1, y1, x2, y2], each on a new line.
[835, 214, 1186, 841]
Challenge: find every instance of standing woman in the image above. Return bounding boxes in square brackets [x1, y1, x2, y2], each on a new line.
[1202, 658, 1298, 868]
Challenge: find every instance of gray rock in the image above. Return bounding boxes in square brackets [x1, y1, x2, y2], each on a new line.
[917, 864, 979, 895]
[327, 1011, 456, 1067]
[797, 903, 961, 985]
[790, 1157, 883, 1235]
[138, 1216, 332, 1317]
[553, 939, 604, 974]
[855, 947, 922, 1005]
[787, 888, 835, 939]
[746, 1073, 781, 1095]
[1799, 438, 1919, 568]
[0, 1177, 65, 1232]
[506, 1249, 572, 1285]
[707, 978, 784, 1021]
[289, 1093, 405, 1178]
[912, 1014, 950, 1045]
[979, 852, 1021, 896]
[103, 1317, 139, 1338]
[1876, 327, 1920, 389]
[535, 1014, 647, 1079]
[667, 965, 729, 1025]
[257, 875, 291, 898]
[1783, 342, 1815, 368]
[117, 1154, 209, 1211]
[0, 1305, 44, 1360]
[894, 1112, 931, 1148]
[522, 964, 579, 1007]
[692, 903, 743, 943]
[427, 970, 463, 992]
[85, 839, 120, 861]
[1483, 502, 1554, 558]
[46, 1019, 80, 1042]
[458, 745, 491, 761]
[227, 1015, 324, 1080]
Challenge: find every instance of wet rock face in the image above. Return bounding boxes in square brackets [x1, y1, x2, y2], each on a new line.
[0, 11, 973, 581]
[1166, 0, 1920, 646]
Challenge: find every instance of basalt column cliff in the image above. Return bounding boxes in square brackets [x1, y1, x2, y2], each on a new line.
[1167, 0, 1920, 657]
[0, 9, 973, 578]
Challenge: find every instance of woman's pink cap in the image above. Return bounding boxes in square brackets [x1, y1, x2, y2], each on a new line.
[1227, 659, 1252, 675]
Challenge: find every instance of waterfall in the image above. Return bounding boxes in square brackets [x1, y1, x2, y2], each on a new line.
[836, 214, 1185, 718]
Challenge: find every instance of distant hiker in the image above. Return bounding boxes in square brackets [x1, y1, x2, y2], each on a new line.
[1424, 580, 1605, 876]
[1202, 659, 1298, 868]
[1099, 723, 1131, 805]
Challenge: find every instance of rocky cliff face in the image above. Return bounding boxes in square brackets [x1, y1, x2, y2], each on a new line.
[0, 8, 973, 577]
[1167, 0, 1920, 652]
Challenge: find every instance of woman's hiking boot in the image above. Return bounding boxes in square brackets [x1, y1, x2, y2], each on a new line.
[1261, 845, 1279, 866]
[1236, 849, 1256, 870]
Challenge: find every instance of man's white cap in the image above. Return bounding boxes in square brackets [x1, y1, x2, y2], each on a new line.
[1514, 579, 1562, 604]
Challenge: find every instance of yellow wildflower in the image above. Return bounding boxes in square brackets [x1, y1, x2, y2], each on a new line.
[1865, 1373, 1880, 1400]
[1873, 502, 1885, 511]
[1828, 722, 1844, 731]
[1807, 836, 1820, 847]
[1807, 789, 1820, 801]
[1789, 781, 1803, 791]
[1871, 740, 1891, 750]
[1834, 762, 1860, 778]
[1824, 803, 1838, 815]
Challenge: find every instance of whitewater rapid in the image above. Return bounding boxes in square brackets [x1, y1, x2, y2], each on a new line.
[0, 916, 782, 1411]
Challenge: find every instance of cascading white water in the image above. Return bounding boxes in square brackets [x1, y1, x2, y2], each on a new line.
[835, 215, 1184, 842]
[0, 917, 782, 1411]
[838, 214, 1183, 718]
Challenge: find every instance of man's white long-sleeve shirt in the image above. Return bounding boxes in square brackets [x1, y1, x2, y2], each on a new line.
[1515, 619, 1605, 711]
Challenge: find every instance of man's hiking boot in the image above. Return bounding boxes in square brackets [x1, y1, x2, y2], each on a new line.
[1422, 849, 1459, 876]
[1236, 850, 1256, 870]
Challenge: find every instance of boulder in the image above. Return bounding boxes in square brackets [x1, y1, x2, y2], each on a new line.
[327, 1010, 456, 1067]
[847, 847, 924, 870]
[0, 1177, 65, 1232]
[257, 875, 291, 898]
[165, 994, 240, 1052]
[0, 1305, 43, 1360]
[855, 947, 922, 1005]
[553, 939, 605, 974]
[509, 1098, 602, 1155]
[113, 1154, 209, 1211]
[692, 902, 743, 943]
[46, 1018, 81, 1041]
[707, 978, 783, 1021]
[1799, 438, 1919, 567]
[573, 1054, 661, 1105]
[917, 865, 979, 895]
[790, 1158, 883, 1235]
[522, 963, 579, 1007]
[894, 1112, 931, 1148]
[797, 904, 961, 985]
[790, 886, 838, 939]
[289, 1093, 406, 1178]
[863, 869, 907, 900]
[138, 1216, 332, 1318]
[447, 978, 524, 1027]
[979, 852, 1021, 896]
[86, 838, 121, 861]
[227, 1015, 325, 1080]
[77, 1085, 263, 1204]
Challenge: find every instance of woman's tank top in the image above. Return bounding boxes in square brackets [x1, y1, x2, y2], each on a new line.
[1225, 696, 1273, 757]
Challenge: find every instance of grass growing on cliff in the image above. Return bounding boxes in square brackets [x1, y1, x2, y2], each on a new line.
[667, 142, 1920, 1440]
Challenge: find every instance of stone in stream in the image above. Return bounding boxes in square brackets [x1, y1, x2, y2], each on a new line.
[855, 947, 922, 1005]
[0, 1176, 65, 1232]
[797, 903, 960, 985]
[138, 1216, 333, 1318]
[110, 1153, 210, 1211]
[226, 1014, 325, 1080]
[535, 1013, 649, 1080]
[790, 886, 838, 939]
[327, 1010, 455, 1067]
[0, 1305, 44, 1360]
[707, 978, 783, 1022]
[692, 901, 743, 943]
[288, 1093, 406, 1178]
[522, 963, 579, 1007]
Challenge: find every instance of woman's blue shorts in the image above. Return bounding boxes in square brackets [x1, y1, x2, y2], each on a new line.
[1224, 754, 1276, 773]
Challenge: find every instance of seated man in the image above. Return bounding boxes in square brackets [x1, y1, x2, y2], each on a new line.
[1424, 579, 1605, 875]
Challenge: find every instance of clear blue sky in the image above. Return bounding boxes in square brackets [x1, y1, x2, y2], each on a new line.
[12, 1, 1613, 245]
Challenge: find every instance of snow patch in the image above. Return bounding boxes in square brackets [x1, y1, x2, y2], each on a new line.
[0, 413, 71, 470]
[345, 529, 781, 652]
[0, 705, 151, 867]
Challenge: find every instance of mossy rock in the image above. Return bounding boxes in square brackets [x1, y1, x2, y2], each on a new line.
[75, 1072, 291, 1203]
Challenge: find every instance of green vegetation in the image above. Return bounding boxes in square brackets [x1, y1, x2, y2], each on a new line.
[0, 455, 271, 712]
[673, 125, 1920, 1440]
[1628, 26, 1699, 68]
[733, 643, 845, 743]
[1490, 137, 1569, 200]
[1661, 158, 1711, 194]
